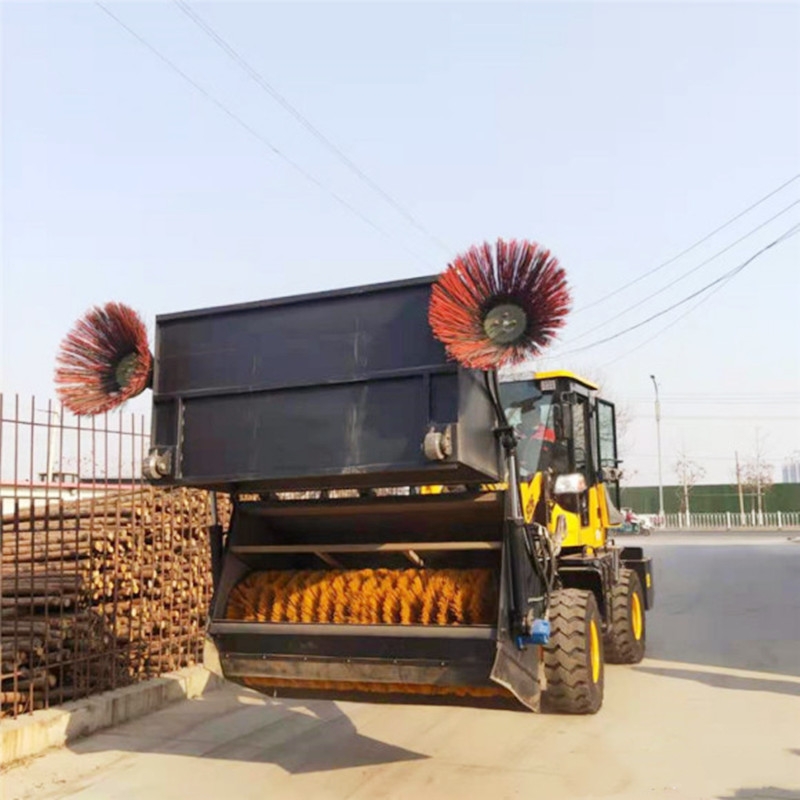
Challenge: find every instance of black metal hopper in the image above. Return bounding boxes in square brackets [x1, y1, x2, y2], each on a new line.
[146, 277, 501, 492]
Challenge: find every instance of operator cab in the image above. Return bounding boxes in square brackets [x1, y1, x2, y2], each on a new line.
[499, 370, 623, 524]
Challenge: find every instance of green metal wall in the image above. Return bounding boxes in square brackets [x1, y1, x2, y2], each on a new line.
[620, 483, 800, 513]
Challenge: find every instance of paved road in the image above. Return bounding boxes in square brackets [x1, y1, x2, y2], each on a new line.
[5, 534, 800, 800]
[635, 531, 800, 677]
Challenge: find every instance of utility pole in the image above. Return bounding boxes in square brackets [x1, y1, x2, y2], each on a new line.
[735, 450, 745, 526]
[755, 428, 764, 526]
[683, 473, 690, 529]
[650, 375, 665, 525]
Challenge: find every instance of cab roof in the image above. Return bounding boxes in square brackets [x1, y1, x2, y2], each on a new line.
[533, 370, 599, 391]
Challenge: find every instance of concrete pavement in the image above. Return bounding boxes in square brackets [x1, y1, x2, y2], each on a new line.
[4, 535, 800, 800]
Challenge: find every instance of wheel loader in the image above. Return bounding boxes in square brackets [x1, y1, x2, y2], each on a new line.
[140, 274, 654, 714]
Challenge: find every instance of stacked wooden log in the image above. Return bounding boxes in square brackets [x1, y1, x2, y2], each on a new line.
[1, 488, 229, 717]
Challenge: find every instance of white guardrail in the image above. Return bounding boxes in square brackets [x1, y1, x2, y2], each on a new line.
[661, 510, 800, 529]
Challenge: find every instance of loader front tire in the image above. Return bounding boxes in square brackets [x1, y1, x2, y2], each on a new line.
[604, 568, 646, 664]
[543, 588, 604, 714]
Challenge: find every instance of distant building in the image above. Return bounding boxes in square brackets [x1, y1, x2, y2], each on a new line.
[1, 477, 138, 517]
[782, 454, 800, 484]
[38, 471, 80, 484]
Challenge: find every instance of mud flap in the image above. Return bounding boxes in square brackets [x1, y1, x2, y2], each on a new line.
[490, 637, 540, 711]
[489, 534, 541, 711]
[621, 547, 655, 610]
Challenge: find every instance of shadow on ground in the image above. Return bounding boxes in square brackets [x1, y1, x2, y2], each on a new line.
[70, 694, 429, 774]
[717, 789, 800, 799]
[634, 665, 800, 698]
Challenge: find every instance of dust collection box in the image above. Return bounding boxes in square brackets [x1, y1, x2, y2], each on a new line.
[146, 276, 503, 492]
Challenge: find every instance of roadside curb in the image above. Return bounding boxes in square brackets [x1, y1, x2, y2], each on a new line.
[1, 665, 224, 768]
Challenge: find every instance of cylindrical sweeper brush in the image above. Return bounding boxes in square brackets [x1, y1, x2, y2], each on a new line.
[228, 567, 506, 698]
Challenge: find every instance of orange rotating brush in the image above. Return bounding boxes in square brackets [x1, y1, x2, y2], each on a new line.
[227, 568, 506, 699]
[428, 238, 571, 370]
[55, 302, 153, 415]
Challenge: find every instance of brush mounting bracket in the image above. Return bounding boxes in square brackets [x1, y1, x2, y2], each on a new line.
[143, 447, 173, 480]
[423, 425, 454, 461]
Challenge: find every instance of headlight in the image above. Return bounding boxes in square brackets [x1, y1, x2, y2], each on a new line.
[553, 473, 587, 495]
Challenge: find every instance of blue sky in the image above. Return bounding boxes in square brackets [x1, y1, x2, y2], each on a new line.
[2, 1, 799, 486]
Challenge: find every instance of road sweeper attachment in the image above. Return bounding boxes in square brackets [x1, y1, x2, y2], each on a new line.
[137, 273, 546, 709]
[57, 239, 654, 713]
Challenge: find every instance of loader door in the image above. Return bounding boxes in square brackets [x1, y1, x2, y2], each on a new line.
[596, 399, 623, 527]
[568, 394, 592, 528]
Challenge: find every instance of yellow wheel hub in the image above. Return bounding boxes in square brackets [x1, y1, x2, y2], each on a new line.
[632, 592, 643, 641]
[589, 619, 601, 683]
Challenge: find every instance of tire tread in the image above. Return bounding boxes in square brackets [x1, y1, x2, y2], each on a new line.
[604, 568, 646, 664]
[543, 588, 603, 714]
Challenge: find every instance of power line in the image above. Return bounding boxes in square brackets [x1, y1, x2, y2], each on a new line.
[633, 454, 743, 462]
[595, 253, 747, 369]
[173, 0, 452, 255]
[569, 197, 800, 344]
[629, 400, 800, 406]
[630, 415, 800, 421]
[549, 222, 800, 359]
[628, 393, 800, 401]
[596, 290, 729, 369]
[95, 3, 436, 269]
[573, 172, 800, 315]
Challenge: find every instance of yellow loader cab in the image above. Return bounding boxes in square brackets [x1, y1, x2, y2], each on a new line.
[501, 370, 625, 549]
[500, 370, 654, 665]
[462, 368, 655, 708]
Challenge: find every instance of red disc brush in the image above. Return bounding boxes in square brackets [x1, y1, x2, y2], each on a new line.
[429, 238, 571, 370]
[55, 302, 153, 416]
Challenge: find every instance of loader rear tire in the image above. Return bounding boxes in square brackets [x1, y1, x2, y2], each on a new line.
[543, 588, 604, 714]
[604, 568, 646, 664]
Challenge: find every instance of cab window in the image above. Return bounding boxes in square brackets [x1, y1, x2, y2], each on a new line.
[499, 381, 555, 478]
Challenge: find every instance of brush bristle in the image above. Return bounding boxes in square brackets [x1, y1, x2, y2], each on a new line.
[55, 302, 152, 416]
[429, 238, 571, 370]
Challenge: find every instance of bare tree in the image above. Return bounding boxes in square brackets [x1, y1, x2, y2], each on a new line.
[741, 449, 774, 524]
[673, 451, 705, 523]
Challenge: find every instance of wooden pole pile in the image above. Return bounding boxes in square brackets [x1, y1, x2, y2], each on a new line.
[1, 488, 230, 717]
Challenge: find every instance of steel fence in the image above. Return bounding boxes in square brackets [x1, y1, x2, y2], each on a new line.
[0, 395, 221, 718]
[663, 510, 800, 529]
